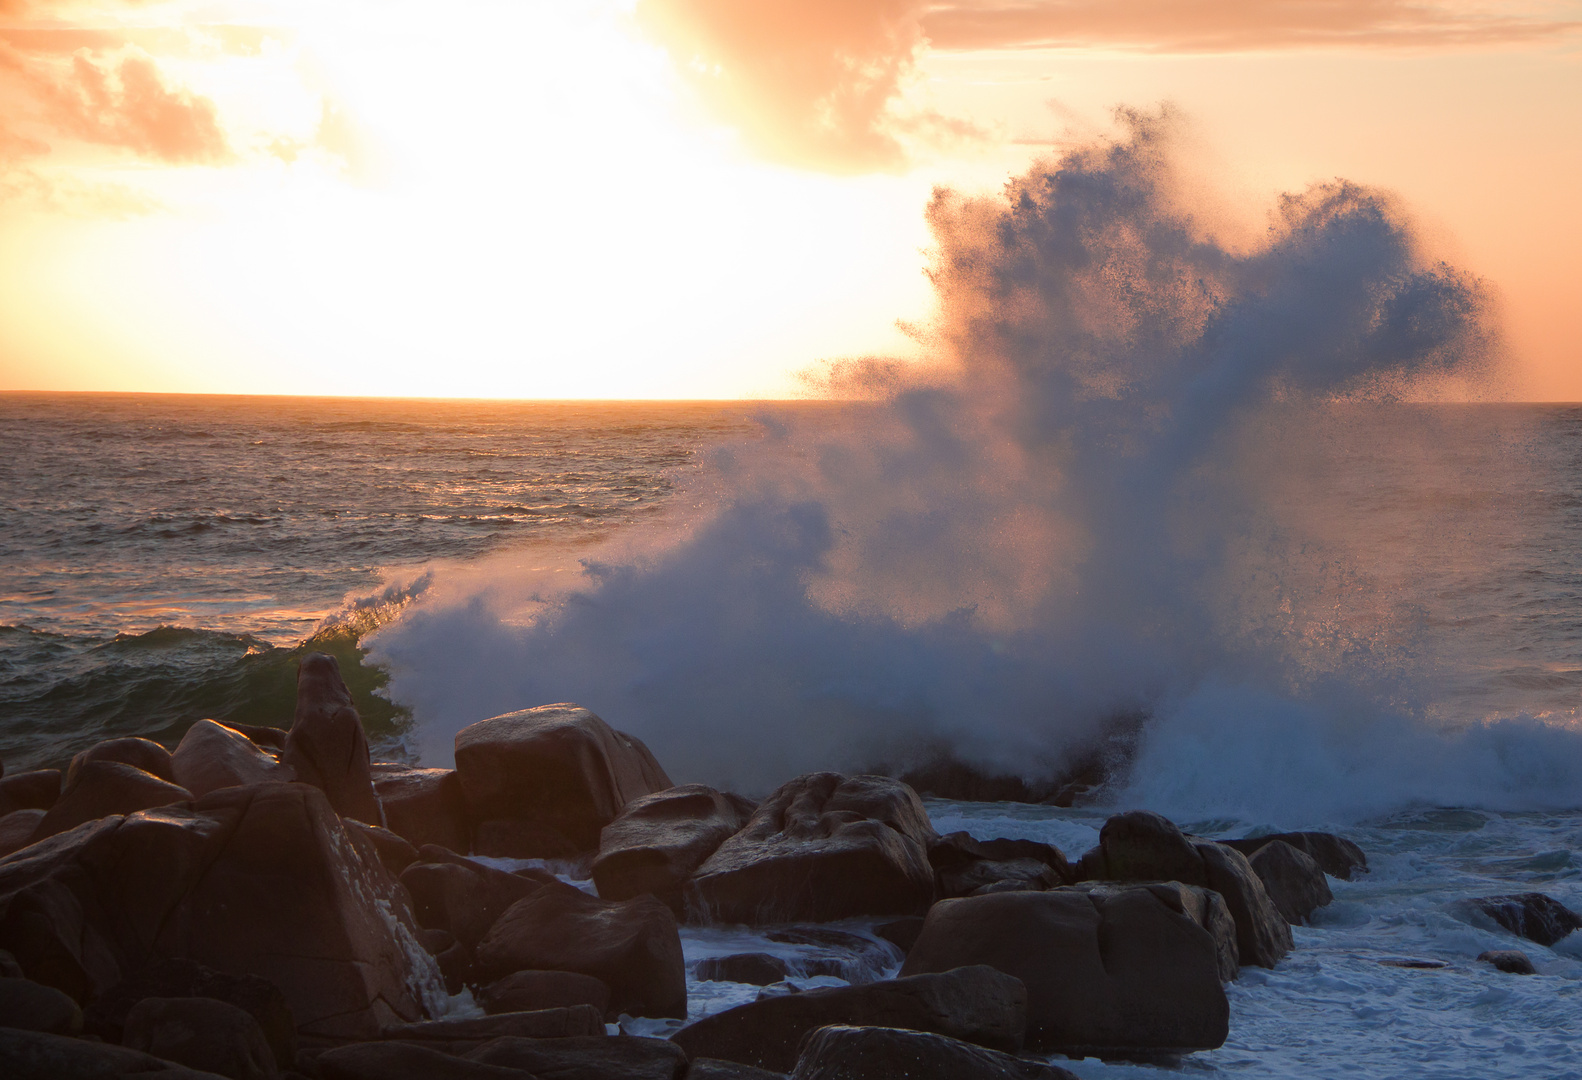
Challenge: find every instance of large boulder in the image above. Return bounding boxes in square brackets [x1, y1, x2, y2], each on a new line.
[1079, 811, 1291, 968]
[1220, 831, 1368, 880]
[283, 654, 381, 825]
[453, 704, 672, 850]
[400, 849, 547, 949]
[929, 833, 1065, 899]
[0, 1026, 233, 1080]
[685, 774, 936, 925]
[475, 880, 686, 1019]
[377, 1005, 606, 1050]
[1063, 881, 1239, 984]
[0, 783, 445, 1040]
[0, 975, 83, 1034]
[171, 721, 293, 800]
[372, 766, 470, 854]
[791, 1025, 1078, 1080]
[900, 889, 1229, 1056]
[671, 965, 1026, 1073]
[0, 810, 46, 858]
[123, 995, 280, 1080]
[479, 970, 611, 1017]
[67, 738, 177, 786]
[1247, 840, 1332, 925]
[1459, 892, 1582, 946]
[468, 1035, 688, 1080]
[0, 769, 60, 816]
[30, 761, 192, 843]
[593, 784, 754, 913]
[317, 1041, 536, 1080]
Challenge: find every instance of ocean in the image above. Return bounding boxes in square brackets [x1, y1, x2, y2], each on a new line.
[2, 389, 1580, 1078]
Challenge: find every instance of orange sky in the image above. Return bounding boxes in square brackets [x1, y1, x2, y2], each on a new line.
[0, 0, 1577, 399]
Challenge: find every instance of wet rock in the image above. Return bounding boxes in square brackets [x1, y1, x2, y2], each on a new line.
[399, 851, 545, 949]
[476, 880, 686, 1019]
[1477, 949, 1536, 974]
[84, 957, 296, 1071]
[283, 654, 381, 825]
[378, 1005, 605, 1050]
[1248, 840, 1332, 925]
[873, 917, 925, 954]
[594, 784, 754, 913]
[929, 833, 1063, 899]
[900, 888, 1228, 1056]
[671, 965, 1026, 1073]
[30, 761, 193, 843]
[0, 769, 61, 816]
[0, 1026, 233, 1080]
[0, 809, 46, 858]
[472, 817, 582, 860]
[762, 927, 901, 984]
[791, 1025, 1079, 1080]
[1079, 811, 1291, 968]
[220, 724, 290, 755]
[171, 721, 293, 799]
[123, 996, 279, 1080]
[372, 767, 470, 854]
[1064, 881, 1238, 983]
[1221, 832, 1368, 880]
[695, 953, 790, 986]
[468, 1034, 688, 1080]
[479, 970, 611, 1016]
[318, 1041, 535, 1080]
[1462, 892, 1582, 946]
[687, 1060, 788, 1080]
[68, 738, 177, 786]
[686, 774, 936, 925]
[0, 975, 83, 1034]
[344, 820, 419, 876]
[454, 704, 673, 850]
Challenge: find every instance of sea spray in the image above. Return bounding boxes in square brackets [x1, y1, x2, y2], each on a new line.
[372, 113, 1582, 819]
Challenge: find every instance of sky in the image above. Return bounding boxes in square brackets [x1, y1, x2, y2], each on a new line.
[0, 0, 1577, 400]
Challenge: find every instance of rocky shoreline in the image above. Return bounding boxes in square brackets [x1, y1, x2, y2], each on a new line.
[0, 653, 1575, 1080]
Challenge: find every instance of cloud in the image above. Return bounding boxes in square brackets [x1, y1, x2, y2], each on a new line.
[637, 0, 1579, 172]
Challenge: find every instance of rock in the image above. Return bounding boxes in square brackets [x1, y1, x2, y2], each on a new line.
[671, 965, 1026, 1074]
[84, 957, 297, 1069]
[344, 820, 419, 875]
[791, 1025, 1079, 1080]
[29, 761, 193, 843]
[453, 704, 673, 850]
[468, 1034, 688, 1080]
[696, 953, 790, 986]
[372, 767, 470, 854]
[687, 1060, 788, 1080]
[283, 654, 381, 825]
[0, 769, 61, 816]
[399, 853, 544, 949]
[476, 880, 686, 1019]
[1065, 881, 1239, 983]
[686, 774, 936, 925]
[762, 927, 900, 984]
[976, 839, 1072, 881]
[171, 721, 293, 800]
[1080, 811, 1291, 968]
[1462, 892, 1582, 946]
[1220, 832, 1368, 880]
[0, 784, 443, 1040]
[479, 970, 611, 1016]
[318, 1041, 536, 1080]
[874, 917, 925, 954]
[593, 784, 754, 913]
[900, 889, 1228, 1056]
[124, 996, 279, 1080]
[378, 1005, 606, 1048]
[1248, 840, 1333, 925]
[68, 738, 178, 786]
[472, 818, 582, 860]
[0, 1025, 234, 1080]
[220, 724, 291, 755]
[0, 809, 46, 858]
[0, 975, 83, 1034]
[1477, 949, 1536, 974]
[929, 833, 1062, 899]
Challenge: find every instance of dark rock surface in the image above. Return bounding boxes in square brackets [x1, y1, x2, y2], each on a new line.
[695, 953, 790, 986]
[30, 761, 193, 843]
[0, 1025, 232, 1079]
[686, 773, 936, 925]
[479, 970, 611, 1017]
[283, 653, 381, 825]
[123, 995, 279, 1080]
[762, 927, 900, 984]
[371, 766, 471, 854]
[930, 832, 1065, 899]
[1063, 881, 1239, 983]
[1248, 840, 1333, 925]
[1477, 949, 1536, 974]
[475, 880, 687, 1019]
[873, 917, 924, 954]
[67, 738, 177, 787]
[377, 1005, 605, 1048]
[0, 975, 84, 1034]
[686, 1059, 788, 1080]
[790, 1025, 1079, 1080]
[468, 1034, 688, 1080]
[453, 703, 672, 849]
[472, 817, 583, 860]
[170, 720, 293, 800]
[671, 965, 1026, 1073]
[318, 1040, 535, 1080]
[1221, 832, 1368, 880]
[399, 849, 545, 949]
[344, 820, 419, 876]
[1461, 892, 1582, 946]
[0, 769, 61, 816]
[594, 784, 754, 913]
[0, 809, 47, 858]
[901, 888, 1228, 1055]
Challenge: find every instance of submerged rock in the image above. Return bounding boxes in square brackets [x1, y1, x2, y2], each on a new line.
[695, 953, 789, 986]
[1460, 892, 1582, 946]
[1477, 949, 1536, 974]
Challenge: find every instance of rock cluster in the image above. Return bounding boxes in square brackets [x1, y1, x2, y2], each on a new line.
[0, 655, 1391, 1077]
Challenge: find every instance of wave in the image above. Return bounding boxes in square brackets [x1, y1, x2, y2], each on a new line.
[367, 111, 1582, 822]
